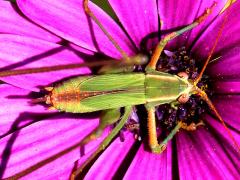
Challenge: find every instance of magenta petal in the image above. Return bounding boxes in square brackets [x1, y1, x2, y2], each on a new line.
[177, 129, 239, 179]
[17, 0, 135, 59]
[0, 115, 105, 179]
[109, 0, 158, 49]
[0, 1, 60, 42]
[213, 81, 240, 94]
[158, 0, 228, 49]
[84, 132, 135, 179]
[0, 34, 91, 91]
[211, 95, 240, 131]
[0, 84, 50, 137]
[18, 128, 111, 179]
[192, 1, 240, 77]
[124, 142, 172, 179]
[206, 114, 240, 150]
[206, 38, 240, 78]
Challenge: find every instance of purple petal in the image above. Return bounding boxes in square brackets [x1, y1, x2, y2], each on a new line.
[205, 113, 240, 151]
[213, 81, 240, 94]
[212, 95, 240, 131]
[192, 1, 240, 77]
[177, 129, 239, 179]
[0, 84, 50, 138]
[206, 42, 240, 79]
[17, 0, 136, 59]
[0, 115, 107, 179]
[0, 1, 60, 42]
[124, 142, 172, 179]
[0, 34, 91, 91]
[85, 132, 135, 179]
[158, 0, 228, 49]
[109, 0, 158, 50]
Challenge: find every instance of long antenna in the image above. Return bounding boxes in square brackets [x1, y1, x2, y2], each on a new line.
[193, 0, 240, 153]
[195, 87, 240, 153]
[194, 4, 230, 84]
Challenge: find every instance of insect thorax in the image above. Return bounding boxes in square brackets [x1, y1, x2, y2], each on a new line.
[145, 72, 189, 104]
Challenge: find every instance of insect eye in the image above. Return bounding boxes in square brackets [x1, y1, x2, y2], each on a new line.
[178, 93, 190, 104]
[177, 72, 189, 79]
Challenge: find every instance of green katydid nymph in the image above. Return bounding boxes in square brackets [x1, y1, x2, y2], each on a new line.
[0, 0, 239, 179]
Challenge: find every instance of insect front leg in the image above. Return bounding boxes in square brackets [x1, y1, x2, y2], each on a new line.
[146, 105, 182, 153]
[146, 2, 217, 71]
[80, 108, 121, 146]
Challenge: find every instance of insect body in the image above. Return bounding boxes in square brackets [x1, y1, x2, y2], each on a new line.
[44, 70, 193, 157]
[0, 1, 239, 179]
[46, 72, 190, 113]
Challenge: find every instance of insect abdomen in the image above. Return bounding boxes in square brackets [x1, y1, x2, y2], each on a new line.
[47, 73, 146, 113]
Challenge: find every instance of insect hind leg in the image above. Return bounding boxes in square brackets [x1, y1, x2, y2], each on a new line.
[146, 2, 217, 71]
[80, 108, 121, 147]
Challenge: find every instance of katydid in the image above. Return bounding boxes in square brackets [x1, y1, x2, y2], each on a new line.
[0, 0, 239, 179]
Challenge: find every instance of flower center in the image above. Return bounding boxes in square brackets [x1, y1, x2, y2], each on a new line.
[154, 47, 212, 130]
[123, 47, 212, 140]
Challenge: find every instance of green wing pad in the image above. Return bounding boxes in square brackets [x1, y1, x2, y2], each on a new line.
[53, 73, 146, 113]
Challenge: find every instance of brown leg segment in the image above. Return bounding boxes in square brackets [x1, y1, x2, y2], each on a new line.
[147, 107, 158, 149]
[146, 2, 216, 71]
[181, 121, 205, 131]
[146, 106, 182, 153]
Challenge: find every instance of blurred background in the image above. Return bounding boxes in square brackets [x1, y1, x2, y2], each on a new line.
[92, 0, 118, 21]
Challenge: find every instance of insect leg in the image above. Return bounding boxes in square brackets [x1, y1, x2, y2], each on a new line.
[83, 0, 129, 61]
[181, 121, 205, 131]
[146, 2, 217, 71]
[98, 54, 148, 74]
[146, 105, 182, 153]
[80, 108, 121, 146]
[71, 106, 132, 179]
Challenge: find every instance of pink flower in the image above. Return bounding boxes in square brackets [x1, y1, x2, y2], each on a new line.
[0, 0, 239, 179]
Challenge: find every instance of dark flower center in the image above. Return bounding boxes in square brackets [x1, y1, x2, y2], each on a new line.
[155, 47, 212, 130]
[125, 47, 213, 139]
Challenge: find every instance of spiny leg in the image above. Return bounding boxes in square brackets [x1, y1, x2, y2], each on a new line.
[80, 108, 121, 146]
[71, 106, 132, 179]
[146, 106, 182, 153]
[83, 0, 130, 61]
[146, 2, 217, 71]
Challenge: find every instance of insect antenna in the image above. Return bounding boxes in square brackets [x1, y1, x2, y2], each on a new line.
[193, 0, 240, 153]
[195, 87, 240, 153]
